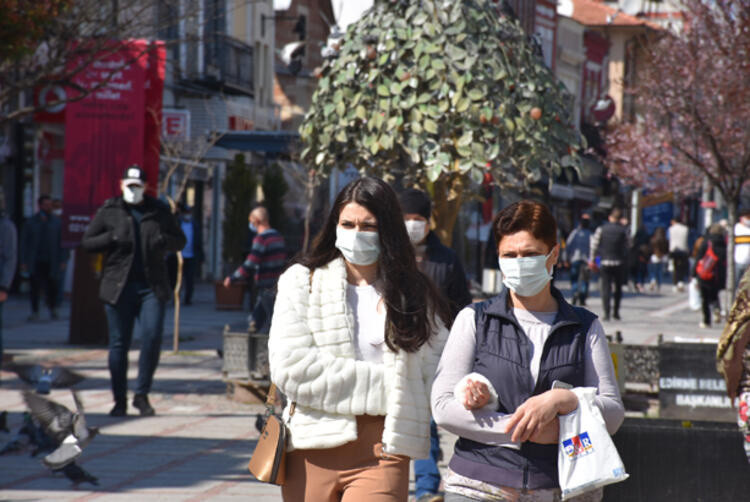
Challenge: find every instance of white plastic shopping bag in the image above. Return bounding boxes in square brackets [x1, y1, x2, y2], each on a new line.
[558, 387, 628, 500]
[688, 278, 701, 311]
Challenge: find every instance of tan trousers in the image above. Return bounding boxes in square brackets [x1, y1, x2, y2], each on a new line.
[281, 415, 410, 502]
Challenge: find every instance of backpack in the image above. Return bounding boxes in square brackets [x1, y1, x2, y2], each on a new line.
[696, 241, 718, 281]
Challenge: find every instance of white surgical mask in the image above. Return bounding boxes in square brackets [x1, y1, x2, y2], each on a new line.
[404, 220, 428, 245]
[335, 227, 381, 265]
[52, 209, 63, 217]
[498, 251, 554, 297]
[122, 184, 144, 204]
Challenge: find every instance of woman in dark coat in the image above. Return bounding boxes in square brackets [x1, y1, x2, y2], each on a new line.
[694, 224, 727, 328]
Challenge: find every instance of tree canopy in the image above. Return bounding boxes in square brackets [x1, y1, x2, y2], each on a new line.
[300, 0, 585, 241]
[606, 0, 750, 292]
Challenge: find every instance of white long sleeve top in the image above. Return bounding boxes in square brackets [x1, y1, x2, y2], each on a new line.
[432, 306, 625, 447]
[268, 258, 449, 459]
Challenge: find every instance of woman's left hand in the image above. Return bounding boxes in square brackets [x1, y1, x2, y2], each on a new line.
[504, 389, 578, 443]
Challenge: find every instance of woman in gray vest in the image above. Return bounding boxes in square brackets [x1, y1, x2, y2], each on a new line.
[432, 200, 624, 501]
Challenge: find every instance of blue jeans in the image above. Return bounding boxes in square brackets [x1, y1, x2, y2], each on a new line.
[649, 261, 664, 288]
[414, 419, 442, 498]
[569, 260, 589, 302]
[104, 281, 166, 404]
[251, 287, 277, 334]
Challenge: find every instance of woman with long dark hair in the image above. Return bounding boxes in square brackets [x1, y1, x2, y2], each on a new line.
[268, 176, 451, 501]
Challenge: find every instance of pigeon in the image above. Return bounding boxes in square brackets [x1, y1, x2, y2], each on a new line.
[277, 41, 306, 66]
[8, 363, 85, 394]
[55, 461, 99, 486]
[22, 390, 99, 470]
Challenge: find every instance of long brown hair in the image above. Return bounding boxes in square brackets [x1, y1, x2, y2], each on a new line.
[297, 177, 450, 353]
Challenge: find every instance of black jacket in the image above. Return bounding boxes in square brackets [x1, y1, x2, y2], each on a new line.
[81, 196, 186, 304]
[694, 232, 727, 290]
[20, 211, 68, 280]
[421, 232, 472, 320]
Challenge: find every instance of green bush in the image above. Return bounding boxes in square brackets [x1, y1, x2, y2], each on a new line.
[222, 153, 256, 267]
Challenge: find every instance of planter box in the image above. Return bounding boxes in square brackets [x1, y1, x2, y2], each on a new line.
[221, 324, 269, 380]
[214, 280, 245, 310]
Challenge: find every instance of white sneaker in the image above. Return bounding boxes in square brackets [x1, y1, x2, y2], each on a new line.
[699, 322, 709, 329]
[677, 281, 685, 292]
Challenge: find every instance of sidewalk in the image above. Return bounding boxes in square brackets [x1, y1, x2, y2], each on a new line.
[1, 282, 282, 501]
[0, 277, 727, 499]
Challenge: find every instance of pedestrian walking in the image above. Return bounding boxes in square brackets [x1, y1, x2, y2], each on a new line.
[565, 214, 592, 306]
[268, 177, 451, 502]
[223, 206, 286, 334]
[629, 224, 650, 293]
[694, 224, 727, 328]
[81, 165, 186, 417]
[0, 193, 17, 373]
[649, 227, 669, 292]
[717, 265, 750, 464]
[177, 204, 203, 305]
[431, 200, 624, 502]
[399, 188, 472, 502]
[668, 218, 690, 291]
[20, 195, 67, 321]
[733, 209, 750, 288]
[590, 208, 631, 321]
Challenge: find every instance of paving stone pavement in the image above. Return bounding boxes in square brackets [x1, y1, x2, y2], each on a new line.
[0, 276, 730, 499]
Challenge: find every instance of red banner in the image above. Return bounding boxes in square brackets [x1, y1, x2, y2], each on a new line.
[62, 40, 164, 247]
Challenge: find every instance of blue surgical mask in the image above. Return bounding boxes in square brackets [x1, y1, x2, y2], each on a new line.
[335, 227, 381, 265]
[248, 222, 257, 233]
[498, 251, 554, 297]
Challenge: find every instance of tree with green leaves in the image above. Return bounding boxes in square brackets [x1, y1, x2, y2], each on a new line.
[300, 0, 584, 244]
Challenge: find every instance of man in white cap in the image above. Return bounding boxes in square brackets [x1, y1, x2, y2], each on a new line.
[82, 165, 185, 417]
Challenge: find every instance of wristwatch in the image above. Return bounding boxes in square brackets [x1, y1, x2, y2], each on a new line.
[552, 380, 573, 390]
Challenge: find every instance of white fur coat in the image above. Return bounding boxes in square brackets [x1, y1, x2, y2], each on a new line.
[268, 258, 448, 459]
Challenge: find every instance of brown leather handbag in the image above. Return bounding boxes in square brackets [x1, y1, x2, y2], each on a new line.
[248, 383, 295, 485]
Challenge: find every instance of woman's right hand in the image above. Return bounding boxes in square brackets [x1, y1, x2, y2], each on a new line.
[463, 378, 491, 410]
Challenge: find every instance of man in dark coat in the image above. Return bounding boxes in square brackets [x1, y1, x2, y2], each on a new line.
[82, 166, 185, 417]
[20, 194, 67, 320]
[399, 188, 472, 502]
[590, 207, 631, 321]
[0, 192, 17, 372]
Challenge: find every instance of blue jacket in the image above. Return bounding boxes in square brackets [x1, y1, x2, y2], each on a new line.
[449, 287, 596, 490]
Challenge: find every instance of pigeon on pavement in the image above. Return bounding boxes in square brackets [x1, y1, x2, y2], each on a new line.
[22, 390, 99, 470]
[56, 461, 99, 486]
[8, 364, 85, 394]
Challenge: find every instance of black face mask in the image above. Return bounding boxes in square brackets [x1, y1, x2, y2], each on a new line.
[581, 219, 590, 230]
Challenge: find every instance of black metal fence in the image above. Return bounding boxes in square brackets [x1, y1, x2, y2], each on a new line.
[604, 418, 750, 501]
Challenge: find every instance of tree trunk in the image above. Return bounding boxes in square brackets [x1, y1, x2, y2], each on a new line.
[430, 173, 464, 247]
[173, 251, 183, 353]
[727, 201, 738, 301]
[302, 170, 316, 253]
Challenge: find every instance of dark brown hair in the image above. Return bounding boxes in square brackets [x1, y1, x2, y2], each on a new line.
[297, 176, 451, 353]
[492, 200, 557, 251]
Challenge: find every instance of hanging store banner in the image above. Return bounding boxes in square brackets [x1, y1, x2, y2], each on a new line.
[61, 40, 163, 247]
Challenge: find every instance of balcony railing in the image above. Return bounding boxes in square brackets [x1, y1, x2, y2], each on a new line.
[180, 33, 254, 96]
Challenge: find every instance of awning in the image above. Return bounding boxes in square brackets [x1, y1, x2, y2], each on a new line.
[214, 130, 299, 154]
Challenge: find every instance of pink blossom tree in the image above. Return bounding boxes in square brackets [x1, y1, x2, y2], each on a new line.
[606, 0, 750, 293]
